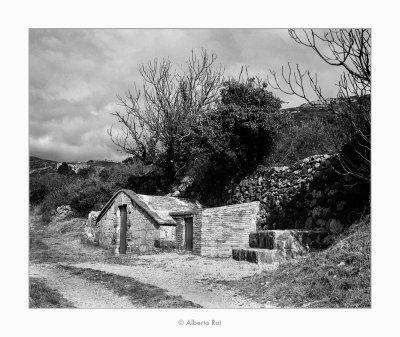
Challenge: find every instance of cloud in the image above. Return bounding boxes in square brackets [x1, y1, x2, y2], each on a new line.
[29, 29, 345, 162]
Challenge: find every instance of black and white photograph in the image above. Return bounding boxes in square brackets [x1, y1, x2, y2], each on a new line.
[28, 28, 371, 309]
[5, 0, 400, 335]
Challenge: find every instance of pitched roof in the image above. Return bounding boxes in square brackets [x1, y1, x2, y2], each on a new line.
[96, 189, 199, 225]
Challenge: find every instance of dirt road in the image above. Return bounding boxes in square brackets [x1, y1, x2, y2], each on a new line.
[68, 253, 275, 308]
[30, 263, 137, 308]
[29, 212, 275, 308]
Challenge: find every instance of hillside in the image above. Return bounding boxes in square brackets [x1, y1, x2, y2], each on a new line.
[226, 215, 370, 307]
[29, 156, 123, 175]
[29, 156, 58, 174]
[280, 94, 370, 124]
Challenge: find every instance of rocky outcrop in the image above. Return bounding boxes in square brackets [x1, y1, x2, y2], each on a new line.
[226, 154, 362, 235]
[50, 205, 73, 222]
[169, 176, 195, 197]
[82, 211, 100, 244]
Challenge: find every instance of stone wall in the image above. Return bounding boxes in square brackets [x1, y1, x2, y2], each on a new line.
[193, 202, 259, 257]
[226, 154, 364, 234]
[159, 225, 176, 241]
[94, 192, 160, 253]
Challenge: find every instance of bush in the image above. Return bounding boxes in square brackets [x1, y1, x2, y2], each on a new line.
[77, 167, 94, 179]
[30, 179, 48, 205]
[57, 162, 73, 176]
[30, 173, 70, 205]
[197, 79, 282, 172]
[126, 172, 167, 195]
[184, 152, 236, 206]
[33, 161, 164, 219]
[69, 178, 114, 216]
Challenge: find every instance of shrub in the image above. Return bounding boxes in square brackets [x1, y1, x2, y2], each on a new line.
[57, 162, 71, 175]
[99, 169, 111, 182]
[126, 172, 167, 195]
[30, 173, 70, 205]
[77, 167, 93, 179]
[184, 152, 236, 206]
[69, 178, 114, 216]
[195, 78, 282, 173]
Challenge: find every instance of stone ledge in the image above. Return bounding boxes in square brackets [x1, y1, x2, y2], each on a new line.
[232, 248, 302, 264]
[249, 229, 329, 251]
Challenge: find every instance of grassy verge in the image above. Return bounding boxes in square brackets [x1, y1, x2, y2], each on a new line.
[29, 278, 75, 308]
[226, 216, 371, 308]
[60, 265, 201, 308]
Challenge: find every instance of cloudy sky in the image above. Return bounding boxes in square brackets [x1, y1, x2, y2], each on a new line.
[29, 29, 344, 162]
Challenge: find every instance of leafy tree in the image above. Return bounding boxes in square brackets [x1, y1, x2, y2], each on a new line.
[77, 167, 92, 179]
[57, 162, 70, 175]
[198, 78, 282, 172]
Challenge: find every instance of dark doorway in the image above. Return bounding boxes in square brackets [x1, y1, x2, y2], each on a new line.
[119, 205, 127, 254]
[184, 217, 193, 251]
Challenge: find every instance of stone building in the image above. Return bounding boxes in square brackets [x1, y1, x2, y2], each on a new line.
[93, 189, 259, 256]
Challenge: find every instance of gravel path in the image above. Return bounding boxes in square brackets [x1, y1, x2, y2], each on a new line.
[70, 253, 276, 308]
[29, 263, 137, 308]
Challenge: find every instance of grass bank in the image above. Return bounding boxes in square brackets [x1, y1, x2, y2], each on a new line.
[226, 216, 371, 308]
[29, 278, 75, 308]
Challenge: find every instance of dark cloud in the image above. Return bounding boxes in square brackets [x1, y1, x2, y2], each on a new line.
[29, 29, 345, 162]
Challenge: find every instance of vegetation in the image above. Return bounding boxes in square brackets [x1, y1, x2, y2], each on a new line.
[266, 113, 339, 166]
[29, 278, 75, 308]
[29, 161, 165, 219]
[61, 266, 201, 308]
[197, 78, 282, 171]
[227, 215, 370, 308]
[109, 49, 223, 183]
[268, 29, 370, 183]
[29, 29, 371, 309]
[57, 162, 74, 176]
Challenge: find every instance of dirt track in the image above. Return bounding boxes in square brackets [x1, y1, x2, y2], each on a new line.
[29, 212, 275, 308]
[30, 263, 137, 308]
[69, 252, 275, 308]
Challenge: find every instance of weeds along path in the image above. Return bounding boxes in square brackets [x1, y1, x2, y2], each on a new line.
[29, 264, 137, 308]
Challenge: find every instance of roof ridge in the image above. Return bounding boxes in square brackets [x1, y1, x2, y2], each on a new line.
[95, 189, 197, 225]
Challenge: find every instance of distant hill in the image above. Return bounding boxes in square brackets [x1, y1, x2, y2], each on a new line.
[29, 156, 149, 175]
[280, 94, 370, 124]
[29, 156, 136, 176]
[29, 156, 59, 174]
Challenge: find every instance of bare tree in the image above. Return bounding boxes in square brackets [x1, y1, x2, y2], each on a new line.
[108, 49, 224, 181]
[268, 29, 371, 182]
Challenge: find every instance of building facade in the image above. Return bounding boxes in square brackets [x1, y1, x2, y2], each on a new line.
[93, 189, 259, 257]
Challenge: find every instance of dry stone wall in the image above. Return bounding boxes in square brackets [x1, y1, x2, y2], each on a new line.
[226, 154, 364, 235]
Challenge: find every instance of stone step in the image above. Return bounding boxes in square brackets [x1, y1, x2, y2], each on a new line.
[232, 248, 302, 264]
[249, 229, 329, 252]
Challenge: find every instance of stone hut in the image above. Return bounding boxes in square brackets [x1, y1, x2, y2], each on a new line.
[94, 189, 199, 254]
[93, 189, 260, 257]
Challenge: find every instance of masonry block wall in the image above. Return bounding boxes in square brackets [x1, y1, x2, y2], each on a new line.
[193, 212, 202, 255]
[194, 202, 259, 258]
[159, 225, 176, 241]
[95, 192, 160, 253]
